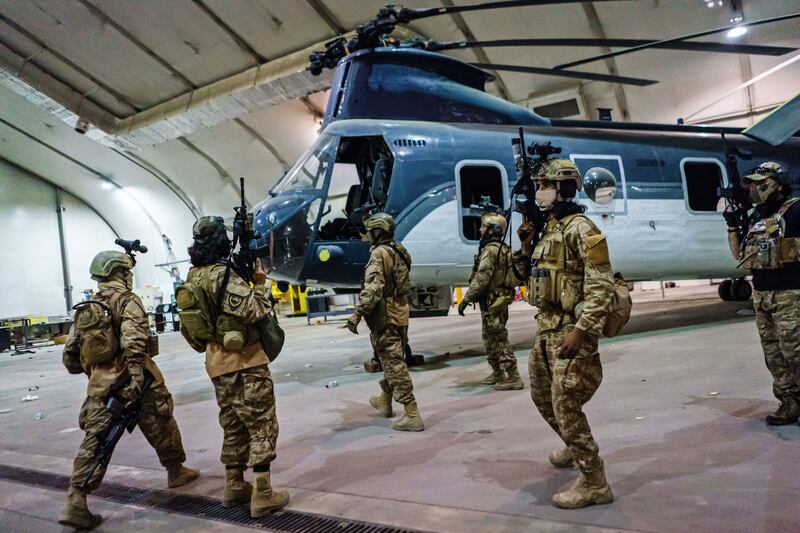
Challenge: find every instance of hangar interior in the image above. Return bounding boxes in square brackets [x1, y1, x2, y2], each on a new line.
[0, 0, 799, 532]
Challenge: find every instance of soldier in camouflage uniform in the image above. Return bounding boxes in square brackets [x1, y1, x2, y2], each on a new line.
[725, 162, 800, 425]
[60, 251, 198, 529]
[516, 159, 615, 509]
[345, 213, 424, 431]
[458, 212, 523, 390]
[183, 216, 288, 517]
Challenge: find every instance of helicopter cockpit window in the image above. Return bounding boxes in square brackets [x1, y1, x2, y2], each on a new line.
[316, 135, 395, 241]
[273, 134, 337, 193]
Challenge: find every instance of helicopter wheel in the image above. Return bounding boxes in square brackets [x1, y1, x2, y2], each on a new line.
[730, 278, 752, 302]
[718, 279, 734, 302]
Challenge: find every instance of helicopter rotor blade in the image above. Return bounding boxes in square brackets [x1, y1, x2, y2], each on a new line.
[427, 38, 795, 57]
[472, 63, 658, 86]
[554, 12, 800, 70]
[399, 0, 629, 22]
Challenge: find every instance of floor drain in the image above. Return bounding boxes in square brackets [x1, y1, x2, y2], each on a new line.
[0, 464, 430, 532]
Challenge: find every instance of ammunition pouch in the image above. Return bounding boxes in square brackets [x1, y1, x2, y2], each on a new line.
[146, 333, 159, 357]
[215, 314, 259, 350]
[740, 236, 800, 270]
[364, 298, 387, 333]
[256, 313, 285, 363]
[528, 268, 558, 310]
[559, 275, 583, 315]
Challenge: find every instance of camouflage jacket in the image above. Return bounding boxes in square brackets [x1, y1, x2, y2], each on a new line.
[465, 239, 515, 305]
[187, 263, 272, 378]
[355, 241, 412, 327]
[534, 215, 614, 335]
[63, 280, 164, 397]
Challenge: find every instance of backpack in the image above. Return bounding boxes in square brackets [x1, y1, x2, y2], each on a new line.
[72, 299, 119, 369]
[602, 272, 632, 338]
[175, 271, 215, 352]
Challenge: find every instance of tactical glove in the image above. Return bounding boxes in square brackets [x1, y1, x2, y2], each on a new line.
[457, 299, 469, 316]
[119, 368, 144, 402]
[722, 209, 738, 229]
[345, 314, 360, 335]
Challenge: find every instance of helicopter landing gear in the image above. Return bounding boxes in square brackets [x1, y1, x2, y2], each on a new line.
[363, 344, 424, 373]
[718, 278, 752, 302]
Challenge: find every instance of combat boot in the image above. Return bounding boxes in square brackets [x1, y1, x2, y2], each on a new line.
[552, 463, 614, 509]
[481, 364, 504, 385]
[392, 401, 425, 432]
[250, 471, 289, 518]
[548, 447, 575, 468]
[765, 398, 800, 426]
[495, 366, 524, 391]
[58, 487, 103, 530]
[167, 464, 200, 488]
[223, 466, 253, 507]
[369, 389, 393, 418]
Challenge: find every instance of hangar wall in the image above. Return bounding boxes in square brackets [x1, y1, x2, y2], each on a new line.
[0, 159, 119, 317]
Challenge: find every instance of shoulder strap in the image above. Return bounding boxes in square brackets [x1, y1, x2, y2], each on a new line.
[779, 197, 800, 216]
[382, 242, 411, 270]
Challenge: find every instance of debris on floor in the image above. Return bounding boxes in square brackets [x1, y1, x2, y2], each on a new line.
[325, 380, 339, 388]
[33, 411, 44, 421]
[21, 394, 39, 402]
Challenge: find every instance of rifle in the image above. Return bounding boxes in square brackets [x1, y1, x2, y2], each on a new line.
[231, 177, 260, 283]
[718, 133, 753, 249]
[80, 370, 155, 490]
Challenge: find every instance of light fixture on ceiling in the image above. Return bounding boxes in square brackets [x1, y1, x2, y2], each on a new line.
[727, 26, 748, 38]
[100, 180, 114, 190]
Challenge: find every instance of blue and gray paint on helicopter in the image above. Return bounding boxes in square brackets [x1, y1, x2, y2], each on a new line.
[250, 48, 799, 313]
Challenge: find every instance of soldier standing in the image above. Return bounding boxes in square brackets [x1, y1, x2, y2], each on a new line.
[345, 213, 424, 431]
[181, 216, 288, 517]
[725, 162, 800, 425]
[458, 212, 523, 390]
[60, 250, 198, 529]
[516, 159, 615, 509]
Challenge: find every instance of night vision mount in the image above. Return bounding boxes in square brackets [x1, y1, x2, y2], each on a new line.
[115, 238, 148, 264]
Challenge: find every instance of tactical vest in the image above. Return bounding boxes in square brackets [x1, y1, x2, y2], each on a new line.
[527, 214, 587, 314]
[362, 243, 412, 332]
[470, 240, 518, 313]
[739, 198, 800, 270]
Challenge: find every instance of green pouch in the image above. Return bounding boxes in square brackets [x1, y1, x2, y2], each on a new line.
[257, 313, 285, 362]
[487, 292, 514, 315]
[364, 298, 387, 332]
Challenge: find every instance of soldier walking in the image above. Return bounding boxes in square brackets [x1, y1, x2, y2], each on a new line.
[180, 216, 288, 517]
[725, 162, 800, 425]
[516, 160, 615, 509]
[458, 212, 523, 390]
[60, 250, 198, 529]
[345, 213, 424, 431]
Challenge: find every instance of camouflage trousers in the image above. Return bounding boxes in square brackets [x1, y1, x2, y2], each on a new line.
[70, 384, 186, 491]
[481, 306, 519, 372]
[529, 323, 604, 474]
[753, 289, 800, 403]
[211, 364, 278, 468]
[371, 324, 416, 405]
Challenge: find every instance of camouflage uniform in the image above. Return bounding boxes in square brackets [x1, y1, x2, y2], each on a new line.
[356, 241, 416, 406]
[63, 279, 187, 491]
[186, 262, 278, 467]
[528, 214, 614, 477]
[736, 185, 800, 423]
[464, 238, 520, 382]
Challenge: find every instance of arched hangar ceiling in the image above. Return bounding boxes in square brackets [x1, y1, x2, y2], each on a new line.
[0, 0, 798, 262]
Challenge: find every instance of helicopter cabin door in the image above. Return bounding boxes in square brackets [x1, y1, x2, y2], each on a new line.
[454, 160, 509, 242]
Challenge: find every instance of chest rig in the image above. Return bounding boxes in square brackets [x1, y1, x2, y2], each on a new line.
[527, 214, 585, 313]
[739, 198, 800, 270]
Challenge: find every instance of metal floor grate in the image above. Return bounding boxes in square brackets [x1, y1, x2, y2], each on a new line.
[0, 464, 430, 533]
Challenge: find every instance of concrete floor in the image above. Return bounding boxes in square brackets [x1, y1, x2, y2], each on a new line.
[1, 286, 798, 533]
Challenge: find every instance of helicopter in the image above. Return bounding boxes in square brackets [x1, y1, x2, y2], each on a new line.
[248, 1, 800, 315]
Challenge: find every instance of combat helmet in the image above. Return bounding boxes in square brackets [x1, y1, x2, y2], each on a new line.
[364, 212, 396, 235]
[534, 159, 583, 197]
[742, 162, 790, 185]
[90, 251, 134, 281]
[192, 216, 229, 242]
[481, 212, 507, 236]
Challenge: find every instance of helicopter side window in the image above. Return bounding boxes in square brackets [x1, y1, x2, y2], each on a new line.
[273, 134, 337, 193]
[457, 163, 506, 241]
[681, 159, 727, 213]
[316, 135, 395, 241]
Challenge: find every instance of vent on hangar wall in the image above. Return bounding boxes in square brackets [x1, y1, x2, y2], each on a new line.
[525, 87, 586, 120]
[394, 138, 427, 147]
